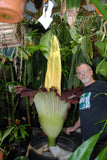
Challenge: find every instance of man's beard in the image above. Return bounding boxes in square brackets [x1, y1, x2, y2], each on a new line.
[81, 76, 90, 84]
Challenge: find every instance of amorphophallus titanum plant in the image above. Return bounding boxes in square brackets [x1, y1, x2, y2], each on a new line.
[15, 35, 82, 147]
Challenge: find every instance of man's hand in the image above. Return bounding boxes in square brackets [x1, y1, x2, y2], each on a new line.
[66, 127, 75, 135]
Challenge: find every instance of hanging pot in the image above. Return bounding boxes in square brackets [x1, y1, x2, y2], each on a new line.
[0, 0, 26, 23]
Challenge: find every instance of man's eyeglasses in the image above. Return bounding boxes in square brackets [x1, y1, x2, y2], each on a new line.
[77, 69, 90, 75]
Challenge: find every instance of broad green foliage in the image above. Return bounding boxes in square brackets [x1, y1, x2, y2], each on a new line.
[56, 0, 107, 21]
[90, 0, 107, 21]
[96, 59, 107, 77]
[68, 120, 107, 160]
[39, 30, 54, 59]
[94, 39, 107, 58]
[9, 124, 29, 143]
[95, 146, 107, 160]
[80, 35, 93, 65]
[39, 11, 106, 90]
[68, 132, 100, 160]
[0, 127, 14, 147]
[66, 0, 81, 10]
[95, 32, 107, 77]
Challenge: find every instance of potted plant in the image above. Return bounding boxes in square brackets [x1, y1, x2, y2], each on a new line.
[14, 35, 82, 159]
[0, 122, 29, 159]
[8, 122, 29, 153]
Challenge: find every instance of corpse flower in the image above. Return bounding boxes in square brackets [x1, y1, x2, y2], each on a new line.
[15, 35, 82, 147]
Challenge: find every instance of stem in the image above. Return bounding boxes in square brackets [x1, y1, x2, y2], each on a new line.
[100, 119, 107, 134]
[24, 61, 31, 129]
[10, 63, 15, 122]
[48, 136, 56, 147]
[67, 54, 76, 90]
[3, 67, 9, 107]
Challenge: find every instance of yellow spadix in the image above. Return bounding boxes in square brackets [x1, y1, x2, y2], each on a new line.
[44, 35, 61, 95]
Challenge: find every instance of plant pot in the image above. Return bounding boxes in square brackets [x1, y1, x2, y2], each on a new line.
[0, 0, 26, 23]
[14, 156, 29, 160]
[28, 136, 76, 160]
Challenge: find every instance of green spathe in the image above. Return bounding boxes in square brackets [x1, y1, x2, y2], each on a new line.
[33, 91, 69, 147]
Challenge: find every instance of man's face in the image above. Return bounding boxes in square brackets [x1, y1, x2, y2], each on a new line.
[77, 64, 93, 85]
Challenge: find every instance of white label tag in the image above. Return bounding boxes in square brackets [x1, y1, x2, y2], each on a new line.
[38, 0, 54, 30]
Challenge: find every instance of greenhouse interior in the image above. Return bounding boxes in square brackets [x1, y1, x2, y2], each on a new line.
[0, 0, 107, 160]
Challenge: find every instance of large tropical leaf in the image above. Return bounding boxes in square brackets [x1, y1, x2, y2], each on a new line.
[68, 132, 100, 160]
[89, 0, 107, 21]
[39, 30, 53, 59]
[0, 127, 14, 147]
[95, 30, 104, 41]
[94, 38, 107, 58]
[96, 59, 107, 77]
[58, 23, 72, 46]
[95, 146, 107, 160]
[69, 27, 80, 42]
[67, 54, 76, 90]
[66, 0, 81, 10]
[88, 36, 93, 59]
[80, 35, 92, 65]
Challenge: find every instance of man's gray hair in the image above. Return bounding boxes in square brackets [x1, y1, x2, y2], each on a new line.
[76, 63, 92, 72]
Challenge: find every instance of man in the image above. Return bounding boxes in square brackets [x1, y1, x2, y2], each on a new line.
[66, 63, 107, 141]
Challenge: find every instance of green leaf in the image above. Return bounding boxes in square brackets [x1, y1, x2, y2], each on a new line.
[72, 45, 78, 55]
[96, 30, 104, 41]
[88, 37, 93, 59]
[69, 27, 81, 42]
[95, 146, 107, 160]
[96, 59, 107, 77]
[67, 54, 76, 90]
[66, 0, 75, 10]
[20, 127, 25, 139]
[9, 134, 14, 142]
[90, 0, 107, 21]
[66, 0, 81, 10]
[94, 41, 105, 57]
[94, 38, 107, 58]
[58, 23, 72, 45]
[0, 127, 14, 146]
[39, 30, 53, 59]
[14, 128, 18, 140]
[105, 4, 107, 14]
[24, 131, 29, 137]
[20, 127, 28, 139]
[0, 131, 2, 139]
[68, 132, 100, 160]
[27, 29, 39, 37]
[81, 35, 92, 65]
